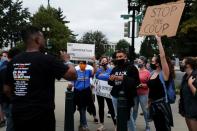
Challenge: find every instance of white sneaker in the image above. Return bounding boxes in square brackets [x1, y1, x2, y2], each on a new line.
[107, 113, 111, 118]
[97, 124, 105, 131]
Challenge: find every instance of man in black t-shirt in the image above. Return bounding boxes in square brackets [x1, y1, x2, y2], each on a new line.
[4, 26, 77, 131]
[108, 50, 140, 131]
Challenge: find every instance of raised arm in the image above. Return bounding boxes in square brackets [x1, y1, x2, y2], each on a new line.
[63, 65, 77, 81]
[91, 56, 98, 76]
[156, 35, 169, 81]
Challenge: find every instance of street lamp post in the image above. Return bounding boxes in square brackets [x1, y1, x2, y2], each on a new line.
[127, 0, 141, 62]
[47, 0, 50, 7]
[42, 27, 51, 50]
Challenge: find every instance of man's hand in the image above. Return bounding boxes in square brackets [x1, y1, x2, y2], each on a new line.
[91, 56, 96, 62]
[60, 51, 69, 62]
[115, 75, 124, 81]
[109, 75, 124, 81]
[0, 109, 4, 122]
[64, 65, 77, 81]
[109, 75, 116, 81]
[3, 85, 12, 98]
[67, 83, 73, 91]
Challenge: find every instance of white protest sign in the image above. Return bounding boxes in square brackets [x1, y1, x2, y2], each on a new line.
[67, 43, 95, 61]
[95, 80, 112, 99]
[139, 1, 185, 37]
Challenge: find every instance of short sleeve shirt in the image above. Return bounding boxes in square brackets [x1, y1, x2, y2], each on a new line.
[5, 52, 68, 116]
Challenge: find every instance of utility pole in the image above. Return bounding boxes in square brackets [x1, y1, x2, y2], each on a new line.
[48, 0, 50, 7]
[127, 0, 141, 62]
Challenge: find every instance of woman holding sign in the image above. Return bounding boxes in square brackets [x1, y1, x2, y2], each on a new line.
[147, 35, 174, 131]
[95, 56, 116, 131]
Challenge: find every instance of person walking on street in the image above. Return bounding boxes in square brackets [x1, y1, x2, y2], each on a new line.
[108, 50, 140, 131]
[147, 35, 174, 131]
[95, 56, 116, 131]
[179, 57, 197, 131]
[4, 26, 77, 131]
[133, 56, 150, 131]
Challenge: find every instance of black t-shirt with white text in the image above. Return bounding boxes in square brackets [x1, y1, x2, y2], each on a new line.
[5, 52, 68, 120]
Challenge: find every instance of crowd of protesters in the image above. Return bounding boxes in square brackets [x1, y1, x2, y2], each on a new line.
[0, 26, 196, 131]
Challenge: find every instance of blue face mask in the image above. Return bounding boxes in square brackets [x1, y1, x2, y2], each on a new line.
[1, 57, 8, 61]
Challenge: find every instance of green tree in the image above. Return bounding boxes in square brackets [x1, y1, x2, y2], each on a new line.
[31, 6, 72, 54]
[0, 0, 30, 48]
[116, 39, 130, 52]
[140, 36, 175, 58]
[176, 0, 197, 57]
[80, 31, 108, 58]
[140, 36, 158, 58]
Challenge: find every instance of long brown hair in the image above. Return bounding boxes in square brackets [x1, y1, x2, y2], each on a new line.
[155, 55, 175, 79]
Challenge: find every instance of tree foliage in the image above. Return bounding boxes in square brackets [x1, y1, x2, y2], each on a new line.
[140, 36, 176, 58]
[175, 0, 197, 57]
[116, 39, 130, 52]
[0, 0, 30, 48]
[31, 6, 72, 55]
[80, 31, 108, 58]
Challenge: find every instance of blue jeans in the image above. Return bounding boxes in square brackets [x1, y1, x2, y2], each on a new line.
[133, 95, 150, 129]
[2, 103, 14, 131]
[111, 96, 118, 117]
[111, 96, 136, 131]
[128, 108, 136, 131]
[79, 107, 88, 128]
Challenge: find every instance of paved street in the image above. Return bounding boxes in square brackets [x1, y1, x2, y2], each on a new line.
[0, 71, 187, 131]
[55, 81, 188, 131]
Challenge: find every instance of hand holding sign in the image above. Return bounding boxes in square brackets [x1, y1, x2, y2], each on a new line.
[139, 1, 185, 37]
[155, 35, 162, 43]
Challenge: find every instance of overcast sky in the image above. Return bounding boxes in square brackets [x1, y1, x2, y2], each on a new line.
[22, 0, 143, 53]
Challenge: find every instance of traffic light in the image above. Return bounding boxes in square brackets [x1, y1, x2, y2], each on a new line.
[124, 22, 130, 37]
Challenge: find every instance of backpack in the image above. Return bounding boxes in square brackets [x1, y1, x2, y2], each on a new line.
[151, 71, 176, 104]
[159, 71, 176, 104]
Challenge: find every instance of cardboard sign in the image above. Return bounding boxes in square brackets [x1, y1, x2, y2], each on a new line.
[67, 43, 95, 61]
[139, 2, 185, 37]
[95, 80, 112, 99]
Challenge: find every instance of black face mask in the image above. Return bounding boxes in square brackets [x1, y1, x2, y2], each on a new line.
[101, 63, 108, 67]
[150, 63, 157, 70]
[116, 59, 125, 66]
[180, 65, 186, 72]
[138, 64, 144, 69]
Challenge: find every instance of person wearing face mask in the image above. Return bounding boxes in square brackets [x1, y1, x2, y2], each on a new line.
[108, 50, 140, 131]
[179, 57, 197, 131]
[133, 56, 150, 131]
[0, 51, 8, 71]
[73, 61, 96, 131]
[95, 56, 116, 131]
[147, 36, 174, 131]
